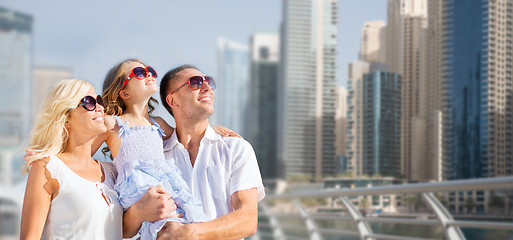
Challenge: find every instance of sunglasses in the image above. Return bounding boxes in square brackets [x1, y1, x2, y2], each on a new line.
[77, 95, 104, 111]
[170, 76, 216, 94]
[121, 66, 157, 89]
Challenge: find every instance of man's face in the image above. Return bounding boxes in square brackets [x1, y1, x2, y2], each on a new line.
[169, 68, 215, 120]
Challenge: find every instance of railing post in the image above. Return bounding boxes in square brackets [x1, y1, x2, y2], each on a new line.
[292, 199, 323, 240]
[422, 192, 466, 240]
[259, 201, 286, 240]
[339, 197, 375, 240]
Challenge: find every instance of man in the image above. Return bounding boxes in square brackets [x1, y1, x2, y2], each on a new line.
[156, 64, 265, 239]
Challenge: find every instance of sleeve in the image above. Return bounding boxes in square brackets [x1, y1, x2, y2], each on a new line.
[229, 140, 266, 202]
[41, 156, 65, 185]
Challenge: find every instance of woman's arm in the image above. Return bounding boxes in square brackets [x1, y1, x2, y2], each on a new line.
[20, 159, 58, 239]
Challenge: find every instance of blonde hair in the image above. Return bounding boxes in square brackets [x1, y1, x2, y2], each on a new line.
[23, 79, 93, 173]
[102, 58, 158, 116]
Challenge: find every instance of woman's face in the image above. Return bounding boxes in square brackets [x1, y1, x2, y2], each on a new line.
[67, 87, 107, 138]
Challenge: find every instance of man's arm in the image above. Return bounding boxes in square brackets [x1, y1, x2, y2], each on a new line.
[158, 188, 258, 240]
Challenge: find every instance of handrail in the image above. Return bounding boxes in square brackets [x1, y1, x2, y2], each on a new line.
[256, 176, 513, 240]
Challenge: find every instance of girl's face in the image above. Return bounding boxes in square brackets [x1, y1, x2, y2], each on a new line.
[121, 62, 158, 98]
[67, 87, 107, 137]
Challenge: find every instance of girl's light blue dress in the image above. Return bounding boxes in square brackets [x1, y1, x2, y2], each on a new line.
[113, 116, 210, 240]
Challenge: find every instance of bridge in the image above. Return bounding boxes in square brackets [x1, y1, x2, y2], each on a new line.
[1, 178, 512, 239]
[253, 176, 513, 240]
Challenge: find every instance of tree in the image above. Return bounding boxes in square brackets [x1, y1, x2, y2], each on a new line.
[464, 197, 476, 214]
[404, 194, 417, 213]
[488, 195, 505, 214]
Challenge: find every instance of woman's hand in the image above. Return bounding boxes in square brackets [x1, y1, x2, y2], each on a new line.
[212, 126, 242, 138]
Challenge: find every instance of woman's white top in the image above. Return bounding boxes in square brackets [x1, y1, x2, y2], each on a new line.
[41, 155, 123, 240]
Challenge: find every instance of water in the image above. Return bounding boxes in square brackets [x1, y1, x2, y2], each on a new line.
[257, 217, 513, 240]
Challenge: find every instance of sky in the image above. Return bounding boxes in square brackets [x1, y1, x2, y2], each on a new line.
[1, 0, 386, 118]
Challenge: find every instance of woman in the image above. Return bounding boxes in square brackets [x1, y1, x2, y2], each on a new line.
[20, 79, 123, 239]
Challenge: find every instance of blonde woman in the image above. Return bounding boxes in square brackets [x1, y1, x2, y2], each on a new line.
[20, 79, 123, 239]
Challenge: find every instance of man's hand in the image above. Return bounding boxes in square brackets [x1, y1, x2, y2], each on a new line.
[157, 222, 194, 240]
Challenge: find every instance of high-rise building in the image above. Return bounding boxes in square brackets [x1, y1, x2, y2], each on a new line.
[362, 71, 401, 177]
[0, 7, 33, 147]
[0, 7, 33, 186]
[360, 20, 386, 62]
[279, 0, 338, 179]
[382, 0, 427, 180]
[441, 0, 513, 179]
[248, 31, 281, 180]
[32, 66, 73, 120]
[214, 37, 250, 136]
[346, 61, 370, 176]
[347, 60, 394, 177]
[335, 86, 347, 172]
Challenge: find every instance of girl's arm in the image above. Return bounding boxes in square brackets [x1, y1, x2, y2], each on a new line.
[91, 115, 118, 157]
[212, 125, 242, 138]
[20, 158, 58, 239]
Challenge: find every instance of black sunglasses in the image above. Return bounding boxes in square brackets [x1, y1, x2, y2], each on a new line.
[77, 95, 104, 111]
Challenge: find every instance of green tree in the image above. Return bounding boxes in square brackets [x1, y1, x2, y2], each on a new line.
[464, 197, 476, 214]
[488, 195, 505, 214]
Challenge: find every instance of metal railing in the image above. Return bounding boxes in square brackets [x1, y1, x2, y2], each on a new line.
[254, 176, 513, 240]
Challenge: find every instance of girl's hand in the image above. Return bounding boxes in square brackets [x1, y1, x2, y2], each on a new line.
[212, 126, 242, 138]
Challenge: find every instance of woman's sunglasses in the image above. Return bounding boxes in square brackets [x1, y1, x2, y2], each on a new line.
[170, 76, 216, 94]
[121, 66, 157, 89]
[77, 95, 104, 111]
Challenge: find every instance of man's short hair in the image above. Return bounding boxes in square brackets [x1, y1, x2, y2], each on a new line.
[160, 64, 200, 117]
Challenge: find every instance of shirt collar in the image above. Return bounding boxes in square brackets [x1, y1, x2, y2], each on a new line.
[163, 124, 222, 151]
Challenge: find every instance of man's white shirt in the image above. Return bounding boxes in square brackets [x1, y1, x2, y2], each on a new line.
[163, 125, 265, 220]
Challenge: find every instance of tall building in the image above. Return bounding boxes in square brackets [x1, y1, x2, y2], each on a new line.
[441, 0, 513, 179]
[335, 86, 347, 172]
[279, 0, 338, 179]
[360, 20, 386, 62]
[0, 7, 33, 147]
[0, 7, 33, 186]
[248, 31, 281, 180]
[346, 61, 370, 176]
[362, 71, 401, 177]
[382, 0, 427, 180]
[214, 37, 250, 136]
[32, 66, 73, 120]
[413, 0, 445, 182]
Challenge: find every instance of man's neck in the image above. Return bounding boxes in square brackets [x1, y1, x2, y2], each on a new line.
[175, 118, 209, 165]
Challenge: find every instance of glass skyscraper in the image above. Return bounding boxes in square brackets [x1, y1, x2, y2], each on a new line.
[215, 37, 250, 137]
[279, 0, 338, 178]
[248, 31, 281, 180]
[362, 71, 401, 177]
[443, 0, 513, 179]
[0, 7, 33, 186]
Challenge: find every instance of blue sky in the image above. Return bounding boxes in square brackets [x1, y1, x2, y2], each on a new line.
[1, 0, 386, 103]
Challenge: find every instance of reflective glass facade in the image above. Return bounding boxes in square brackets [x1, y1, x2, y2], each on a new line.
[362, 71, 401, 177]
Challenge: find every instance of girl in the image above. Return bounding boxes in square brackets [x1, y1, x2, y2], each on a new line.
[20, 79, 123, 239]
[95, 59, 233, 239]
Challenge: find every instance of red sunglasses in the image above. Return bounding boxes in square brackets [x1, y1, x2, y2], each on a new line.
[121, 66, 157, 89]
[170, 76, 216, 94]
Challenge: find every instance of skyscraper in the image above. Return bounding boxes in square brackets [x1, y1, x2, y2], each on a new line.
[0, 7, 33, 147]
[360, 20, 386, 63]
[248, 31, 281, 180]
[279, 0, 338, 179]
[441, 0, 513, 179]
[382, 0, 427, 180]
[362, 71, 401, 177]
[0, 7, 33, 186]
[32, 66, 73, 121]
[215, 37, 250, 136]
